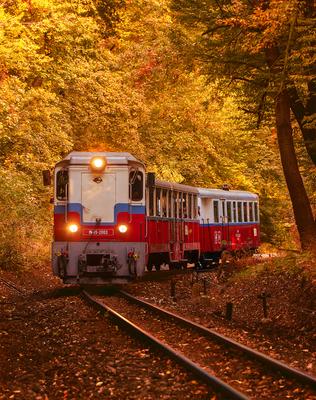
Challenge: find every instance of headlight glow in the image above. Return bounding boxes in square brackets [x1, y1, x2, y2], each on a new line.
[118, 224, 128, 233]
[90, 156, 106, 172]
[68, 223, 79, 233]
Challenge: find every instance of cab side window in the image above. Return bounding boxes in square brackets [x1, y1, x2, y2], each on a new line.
[56, 170, 68, 201]
[129, 171, 143, 201]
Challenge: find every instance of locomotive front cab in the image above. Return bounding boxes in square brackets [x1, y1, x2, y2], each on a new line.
[52, 152, 146, 284]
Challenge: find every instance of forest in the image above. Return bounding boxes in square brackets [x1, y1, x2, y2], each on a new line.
[0, 0, 315, 271]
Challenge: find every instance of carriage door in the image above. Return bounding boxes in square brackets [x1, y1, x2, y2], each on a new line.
[221, 199, 228, 248]
[169, 191, 178, 261]
[81, 173, 116, 223]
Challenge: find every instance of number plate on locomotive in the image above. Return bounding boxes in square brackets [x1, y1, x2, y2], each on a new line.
[83, 229, 114, 236]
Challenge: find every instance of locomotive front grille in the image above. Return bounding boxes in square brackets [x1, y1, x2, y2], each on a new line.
[87, 253, 110, 266]
[79, 253, 118, 274]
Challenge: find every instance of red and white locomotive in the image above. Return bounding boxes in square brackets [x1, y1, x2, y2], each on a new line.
[51, 152, 260, 284]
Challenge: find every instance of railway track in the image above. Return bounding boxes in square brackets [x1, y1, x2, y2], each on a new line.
[140, 263, 227, 283]
[0, 277, 26, 295]
[141, 254, 274, 282]
[82, 290, 316, 400]
[82, 290, 248, 400]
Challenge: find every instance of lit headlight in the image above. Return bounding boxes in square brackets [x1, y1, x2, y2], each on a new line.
[68, 223, 79, 233]
[90, 156, 106, 172]
[118, 224, 128, 233]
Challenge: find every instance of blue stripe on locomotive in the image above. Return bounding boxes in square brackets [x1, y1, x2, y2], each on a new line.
[54, 203, 145, 225]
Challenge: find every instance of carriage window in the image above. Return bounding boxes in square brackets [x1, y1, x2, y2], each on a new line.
[232, 201, 237, 222]
[56, 170, 68, 201]
[194, 195, 198, 218]
[149, 187, 154, 216]
[156, 188, 161, 216]
[237, 202, 242, 222]
[221, 200, 226, 223]
[168, 190, 172, 218]
[129, 170, 143, 201]
[227, 201, 232, 222]
[174, 192, 178, 218]
[243, 202, 248, 222]
[249, 202, 254, 222]
[254, 202, 259, 221]
[178, 192, 183, 218]
[188, 194, 192, 219]
[183, 193, 188, 218]
[161, 189, 167, 217]
[213, 200, 219, 223]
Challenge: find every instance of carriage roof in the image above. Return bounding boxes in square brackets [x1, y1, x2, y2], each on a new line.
[155, 179, 199, 193]
[198, 187, 258, 201]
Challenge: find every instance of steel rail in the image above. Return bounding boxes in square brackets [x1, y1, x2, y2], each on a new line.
[141, 266, 219, 282]
[82, 290, 249, 400]
[119, 290, 316, 389]
[0, 277, 25, 294]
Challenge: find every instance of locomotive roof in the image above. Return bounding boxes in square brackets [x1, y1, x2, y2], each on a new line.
[56, 152, 144, 167]
[198, 187, 258, 201]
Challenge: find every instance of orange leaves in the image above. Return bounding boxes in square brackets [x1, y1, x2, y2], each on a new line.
[213, 0, 298, 54]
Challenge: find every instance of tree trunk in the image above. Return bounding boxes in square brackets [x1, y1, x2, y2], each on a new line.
[287, 80, 316, 166]
[275, 90, 316, 251]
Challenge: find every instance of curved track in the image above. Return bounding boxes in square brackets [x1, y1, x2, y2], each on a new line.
[119, 290, 316, 388]
[83, 290, 316, 399]
[82, 290, 249, 400]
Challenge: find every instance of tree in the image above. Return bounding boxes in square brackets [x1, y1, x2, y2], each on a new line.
[171, 0, 316, 252]
[0, 0, 299, 272]
[0, 0, 130, 270]
[101, 0, 291, 245]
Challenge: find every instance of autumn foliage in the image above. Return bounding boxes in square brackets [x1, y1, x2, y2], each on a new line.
[0, 0, 315, 270]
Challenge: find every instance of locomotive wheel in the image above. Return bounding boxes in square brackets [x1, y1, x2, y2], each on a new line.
[169, 262, 175, 270]
[57, 255, 67, 277]
[181, 261, 188, 269]
[221, 250, 233, 264]
[147, 254, 156, 272]
[169, 262, 179, 270]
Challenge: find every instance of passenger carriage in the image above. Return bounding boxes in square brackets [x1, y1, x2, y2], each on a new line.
[146, 178, 200, 270]
[198, 187, 260, 265]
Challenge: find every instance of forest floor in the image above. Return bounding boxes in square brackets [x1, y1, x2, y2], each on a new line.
[0, 254, 315, 399]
